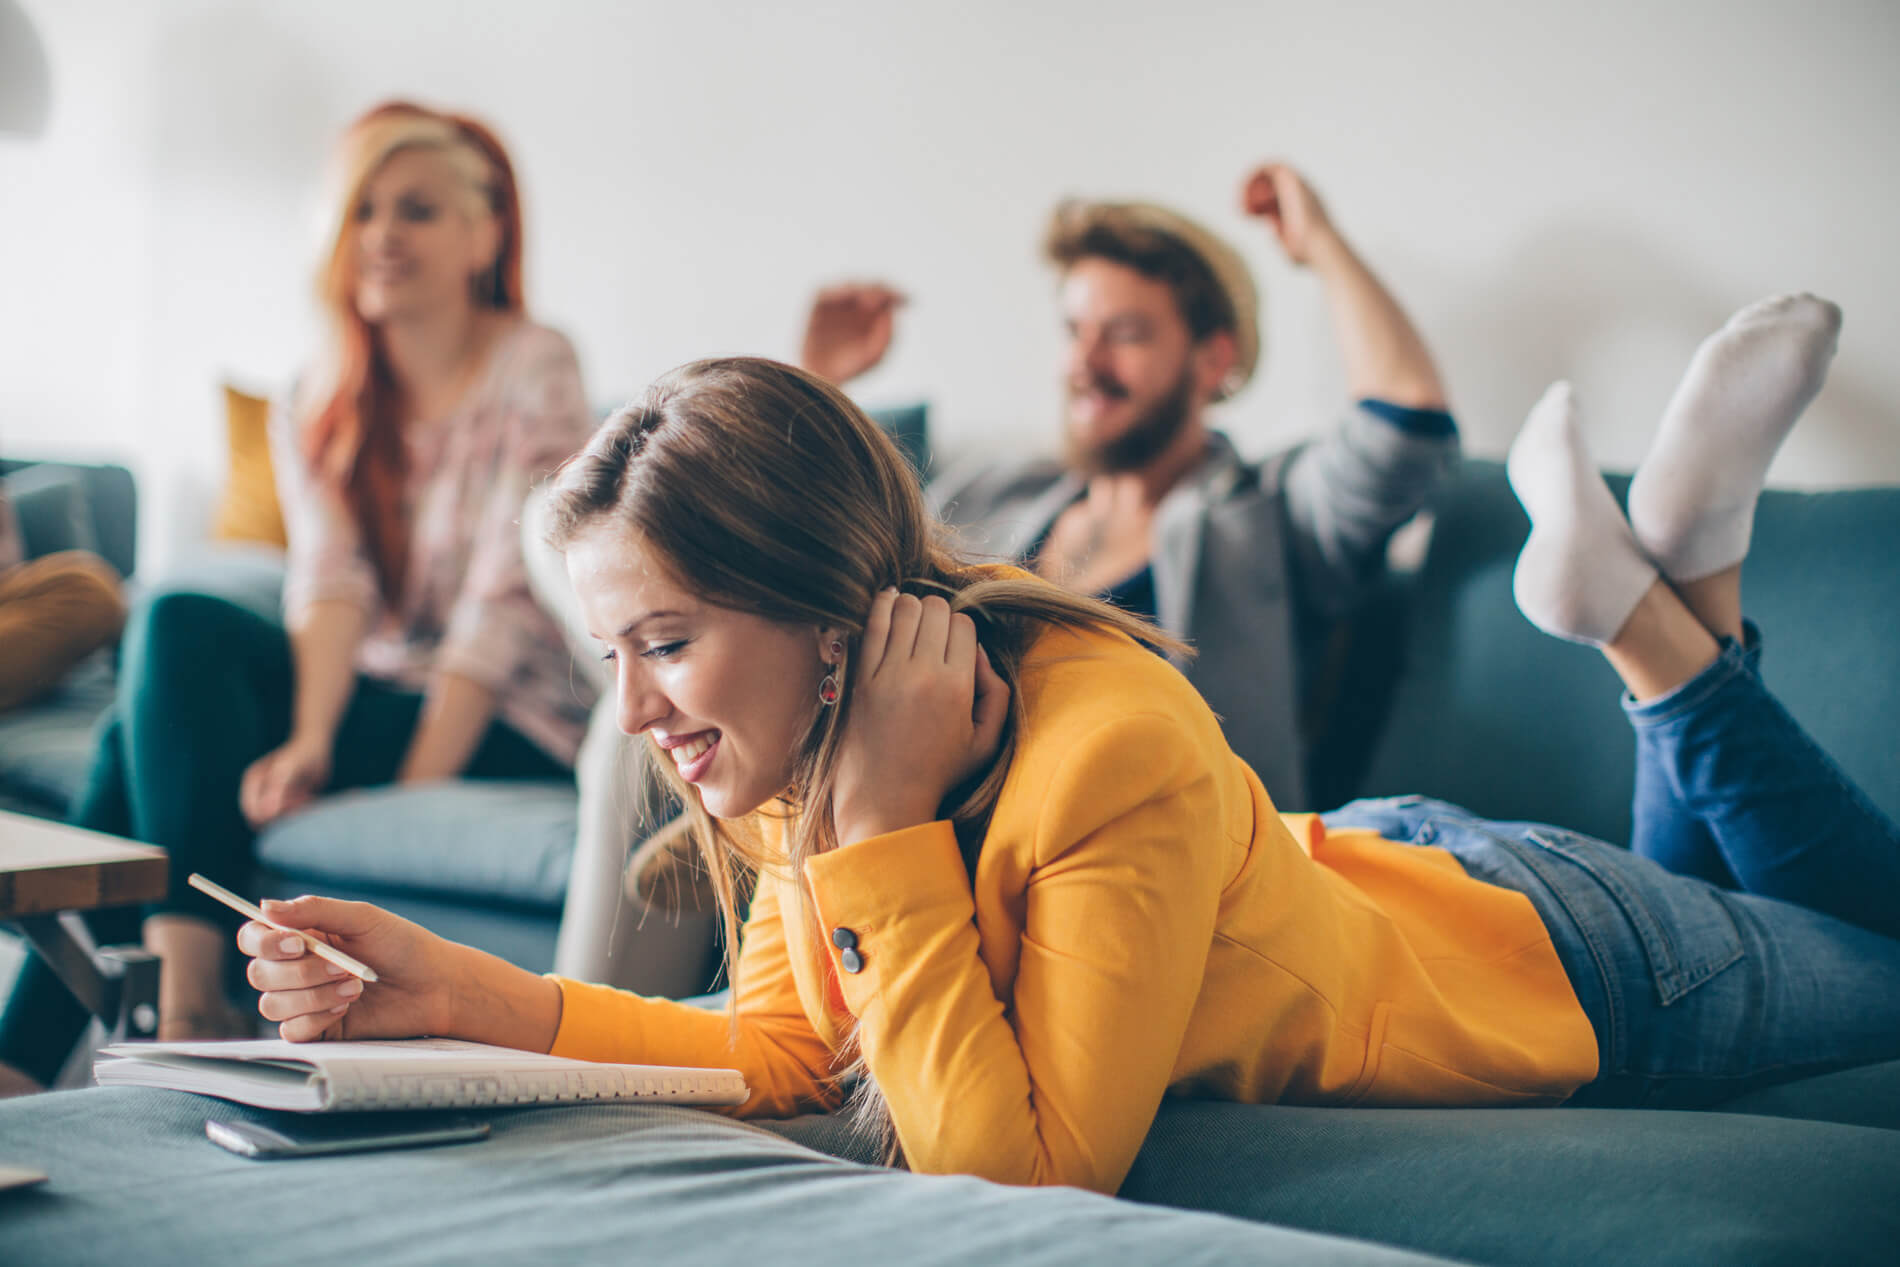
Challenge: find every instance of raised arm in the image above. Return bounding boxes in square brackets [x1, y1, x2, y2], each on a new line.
[1243, 162, 1445, 408]
[1242, 163, 1459, 613]
[799, 282, 906, 387]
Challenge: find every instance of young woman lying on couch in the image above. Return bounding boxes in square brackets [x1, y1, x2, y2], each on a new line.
[240, 297, 1899, 1194]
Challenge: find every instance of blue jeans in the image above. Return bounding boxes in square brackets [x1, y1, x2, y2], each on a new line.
[1628, 622, 1900, 941]
[1326, 630, 1900, 1107]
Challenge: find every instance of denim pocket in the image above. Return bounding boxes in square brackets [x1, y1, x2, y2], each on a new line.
[1525, 827, 1744, 1006]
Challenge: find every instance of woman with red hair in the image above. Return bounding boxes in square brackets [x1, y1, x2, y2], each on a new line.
[0, 101, 595, 1086]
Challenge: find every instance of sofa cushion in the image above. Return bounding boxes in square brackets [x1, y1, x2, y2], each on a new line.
[211, 383, 288, 548]
[1116, 1097, 1900, 1266]
[0, 547, 292, 817]
[2, 462, 100, 560]
[133, 544, 289, 620]
[6, 1090, 1451, 1267]
[0, 459, 137, 579]
[0, 654, 113, 813]
[254, 779, 578, 909]
[764, 1068, 1900, 1267]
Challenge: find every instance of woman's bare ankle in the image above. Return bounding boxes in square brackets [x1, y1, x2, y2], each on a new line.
[1673, 566, 1745, 644]
[0, 1059, 45, 1098]
[1602, 581, 1722, 702]
[144, 913, 232, 1032]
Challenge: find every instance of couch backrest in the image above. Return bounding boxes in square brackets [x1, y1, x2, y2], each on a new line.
[1358, 459, 1900, 847]
[0, 459, 138, 580]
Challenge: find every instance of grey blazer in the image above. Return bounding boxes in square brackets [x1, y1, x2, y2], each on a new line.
[928, 406, 1458, 810]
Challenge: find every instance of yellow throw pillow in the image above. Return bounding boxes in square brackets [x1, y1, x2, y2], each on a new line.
[213, 384, 288, 547]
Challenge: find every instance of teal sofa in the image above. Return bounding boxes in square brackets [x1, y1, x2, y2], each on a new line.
[4, 458, 1896, 1265]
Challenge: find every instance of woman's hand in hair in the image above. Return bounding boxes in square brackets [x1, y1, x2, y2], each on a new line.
[831, 590, 1011, 848]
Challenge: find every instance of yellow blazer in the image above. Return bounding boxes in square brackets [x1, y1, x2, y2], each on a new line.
[552, 613, 1598, 1193]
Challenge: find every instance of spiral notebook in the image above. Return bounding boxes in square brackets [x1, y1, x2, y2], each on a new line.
[95, 1037, 748, 1113]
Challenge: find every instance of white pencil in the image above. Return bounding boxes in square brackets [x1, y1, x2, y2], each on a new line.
[187, 873, 380, 983]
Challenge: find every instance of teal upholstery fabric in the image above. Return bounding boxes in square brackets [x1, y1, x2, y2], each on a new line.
[1117, 1099, 1900, 1266]
[1, 464, 100, 560]
[0, 460, 134, 815]
[763, 1074, 1900, 1266]
[254, 781, 578, 907]
[1358, 461, 1900, 846]
[0, 657, 113, 816]
[0, 459, 137, 578]
[868, 400, 931, 476]
[2, 1089, 1454, 1267]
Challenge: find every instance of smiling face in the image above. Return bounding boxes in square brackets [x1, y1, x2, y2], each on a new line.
[1058, 257, 1221, 473]
[565, 521, 834, 819]
[349, 146, 500, 325]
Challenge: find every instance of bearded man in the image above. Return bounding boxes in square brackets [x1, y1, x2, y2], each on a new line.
[800, 164, 1457, 809]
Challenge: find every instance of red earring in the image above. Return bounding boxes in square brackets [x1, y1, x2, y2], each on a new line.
[819, 639, 845, 706]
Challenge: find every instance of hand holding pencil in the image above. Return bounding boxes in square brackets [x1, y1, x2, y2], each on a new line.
[227, 882, 460, 1044]
[189, 875, 377, 981]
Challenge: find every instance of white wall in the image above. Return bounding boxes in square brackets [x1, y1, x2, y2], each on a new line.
[3, 0, 1897, 575]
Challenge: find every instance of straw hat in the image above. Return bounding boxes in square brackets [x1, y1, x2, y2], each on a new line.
[1047, 199, 1261, 399]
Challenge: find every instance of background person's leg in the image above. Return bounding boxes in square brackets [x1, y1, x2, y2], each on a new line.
[114, 591, 295, 914]
[106, 590, 297, 1030]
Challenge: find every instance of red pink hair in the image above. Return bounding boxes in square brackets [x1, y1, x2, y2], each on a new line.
[301, 101, 524, 603]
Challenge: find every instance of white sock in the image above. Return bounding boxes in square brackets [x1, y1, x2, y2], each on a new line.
[1507, 382, 1658, 646]
[1627, 293, 1842, 582]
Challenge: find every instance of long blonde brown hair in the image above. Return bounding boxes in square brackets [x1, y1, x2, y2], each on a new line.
[304, 100, 525, 604]
[542, 356, 1183, 1159]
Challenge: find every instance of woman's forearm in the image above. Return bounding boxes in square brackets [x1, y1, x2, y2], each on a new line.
[288, 599, 368, 745]
[398, 669, 499, 782]
[445, 941, 564, 1052]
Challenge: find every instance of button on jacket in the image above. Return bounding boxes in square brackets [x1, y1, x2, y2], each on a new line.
[550, 578, 1596, 1194]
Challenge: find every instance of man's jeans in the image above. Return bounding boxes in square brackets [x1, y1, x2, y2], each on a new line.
[1327, 629, 1900, 1106]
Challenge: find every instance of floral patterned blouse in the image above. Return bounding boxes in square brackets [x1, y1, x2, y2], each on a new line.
[272, 321, 598, 765]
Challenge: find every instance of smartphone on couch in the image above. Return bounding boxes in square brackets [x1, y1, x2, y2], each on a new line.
[205, 1113, 490, 1159]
